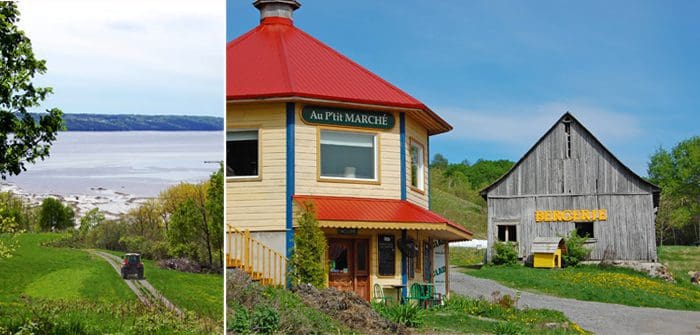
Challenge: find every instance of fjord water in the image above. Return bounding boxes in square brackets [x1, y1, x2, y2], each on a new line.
[2, 131, 222, 214]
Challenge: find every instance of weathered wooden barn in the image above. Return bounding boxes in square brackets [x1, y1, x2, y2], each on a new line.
[481, 113, 660, 262]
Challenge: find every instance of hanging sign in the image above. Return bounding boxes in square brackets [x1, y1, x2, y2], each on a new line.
[302, 106, 395, 129]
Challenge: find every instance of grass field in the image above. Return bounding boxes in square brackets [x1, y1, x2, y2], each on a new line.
[0, 233, 221, 334]
[658, 245, 700, 284]
[464, 263, 700, 311]
[419, 294, 588, 334]
[450, 247, 486, 267]
[100, 249, 223, 321]
[0, 233, 133, 303]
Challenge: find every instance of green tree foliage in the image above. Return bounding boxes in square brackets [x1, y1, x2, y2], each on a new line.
[289, 204, 327, 288]
[648, 136, 700, 245]
[0, 191, 35, 231]
[206, 165, 224, 268]
[0, 209, 21, 259]
[0, 3, 63, 179]
[492, 242, 518, 265]
[562, 229, 591, 267]
[167, 198, 202, 262]
[38, 197, 74, 231]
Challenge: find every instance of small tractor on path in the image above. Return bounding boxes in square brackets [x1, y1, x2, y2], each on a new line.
[121, 253, 144, 279]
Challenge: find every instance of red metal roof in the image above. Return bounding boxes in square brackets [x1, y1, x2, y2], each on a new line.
[293, 195, 473, 237]
[227, 17, 452, 134]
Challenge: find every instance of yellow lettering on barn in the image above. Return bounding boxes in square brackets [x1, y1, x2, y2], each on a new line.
[535, 209, 608, 222]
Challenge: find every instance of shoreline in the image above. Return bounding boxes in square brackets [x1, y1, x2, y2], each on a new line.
[0, 182, 151, 222]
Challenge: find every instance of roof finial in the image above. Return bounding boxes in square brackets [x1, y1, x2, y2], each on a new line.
[253, 0, 301, 21]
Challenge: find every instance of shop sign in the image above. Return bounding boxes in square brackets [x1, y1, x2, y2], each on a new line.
[337, 228, 358, 235]
[535, 209, 607, 222]
[302, 106, 395, 129]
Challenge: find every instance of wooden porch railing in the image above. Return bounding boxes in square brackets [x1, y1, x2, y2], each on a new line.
[226, 224, 287, 286]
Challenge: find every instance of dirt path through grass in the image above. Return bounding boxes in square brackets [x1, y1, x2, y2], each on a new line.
[451, 267, 700, 335]
[89, 250, 183, 316]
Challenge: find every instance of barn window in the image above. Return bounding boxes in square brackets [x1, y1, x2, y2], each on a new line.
[227, 130, 259, 178]
[564, 121, 571, 159]
[575, 222, 594, 238]
[320, 130, 377, 181]
[497, 225, 517, 242]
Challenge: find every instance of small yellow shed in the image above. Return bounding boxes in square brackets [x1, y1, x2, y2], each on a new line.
[532, 237, 566, 268]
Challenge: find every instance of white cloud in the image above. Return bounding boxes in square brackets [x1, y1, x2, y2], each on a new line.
[17, 0, 224, 91]
[437, 102, 643, 146]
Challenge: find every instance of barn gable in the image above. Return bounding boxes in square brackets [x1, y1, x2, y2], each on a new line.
[481, 113, 660, 201]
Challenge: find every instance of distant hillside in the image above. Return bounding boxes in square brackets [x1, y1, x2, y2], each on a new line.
[429, 157, 514, 239]
[33, 113, 223, 131]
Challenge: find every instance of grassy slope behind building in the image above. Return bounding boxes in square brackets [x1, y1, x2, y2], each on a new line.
[428, 158, 514, 239]
[0, 234, 221, 334]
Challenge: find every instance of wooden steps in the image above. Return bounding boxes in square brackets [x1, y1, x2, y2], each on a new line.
[226, 225, 288, 286]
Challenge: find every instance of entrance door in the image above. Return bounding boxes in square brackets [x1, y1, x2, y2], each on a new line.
[328, 238, 370, 300]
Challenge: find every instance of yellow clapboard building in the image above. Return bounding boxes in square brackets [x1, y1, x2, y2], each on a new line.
[226, 0, 472, 302]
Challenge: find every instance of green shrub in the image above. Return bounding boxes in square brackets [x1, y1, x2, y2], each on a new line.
[493, 321, 529, 335]
[38, 198, 74, 231]
[492, 242, 518, 265]
[229, 306, 250, 334]
[373, 302, 424, 328]
[563, 229, 591, 267]
[288, 204, 327, 288]
[251, 305, 279, 335]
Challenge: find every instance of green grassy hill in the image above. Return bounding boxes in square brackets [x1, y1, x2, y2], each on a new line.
[429, 158, 514, 239]
[0, 233, 221, 334]
[0, 234, 133, 303]
[430, 188, 487, 238]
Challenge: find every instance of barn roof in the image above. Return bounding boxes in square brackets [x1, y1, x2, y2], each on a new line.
[227, 15, 452, 135]
[480, 112, 661, 203]
[531, 237, 565, 253]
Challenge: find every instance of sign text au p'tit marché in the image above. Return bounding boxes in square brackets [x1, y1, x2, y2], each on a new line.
[302, 106, 395, 130]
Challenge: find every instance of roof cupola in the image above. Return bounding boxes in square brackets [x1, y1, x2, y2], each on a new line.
[253, 0, 301, 22]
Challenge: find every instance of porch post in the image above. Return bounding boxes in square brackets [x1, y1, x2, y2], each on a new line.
[401, 229, 408, 298]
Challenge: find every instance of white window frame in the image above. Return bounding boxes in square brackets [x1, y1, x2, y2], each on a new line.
[226, 128, 261, 181]
[318, 128, 379, 183]
[409, 138, 425, 192]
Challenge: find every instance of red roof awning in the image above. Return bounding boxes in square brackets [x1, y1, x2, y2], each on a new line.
[293, 195, 472, 241]
[227, 17, 452, 135]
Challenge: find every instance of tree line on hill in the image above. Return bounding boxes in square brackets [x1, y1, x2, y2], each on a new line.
[0, 167, 224, 271]
[30, 113, 224, 131]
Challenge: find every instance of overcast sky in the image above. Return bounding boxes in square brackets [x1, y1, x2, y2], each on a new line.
[228, 0, 699, 176]
[18, 0, 224, 117]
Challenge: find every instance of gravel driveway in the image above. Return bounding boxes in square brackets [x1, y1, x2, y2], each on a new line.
[449, 267, 700, 335]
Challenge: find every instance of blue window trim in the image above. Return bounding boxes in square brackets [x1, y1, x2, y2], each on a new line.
[400, 113, 406, 201]
[285, 102, 295, 262]
[427, 135, 430, 210]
